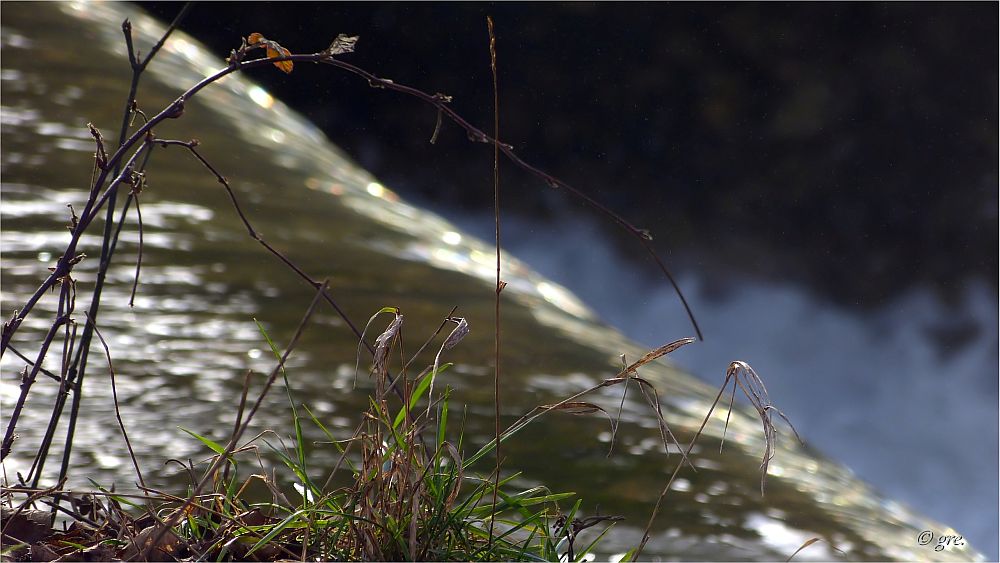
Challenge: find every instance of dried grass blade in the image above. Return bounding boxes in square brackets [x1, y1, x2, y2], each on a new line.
[540, 401, 617, 443]
[733, 362, 802, 493]
[354, 307, 400, 387]
[373, 313, 403, 377]
[785, 536, 846, 561]
[441, 317, 469, 351]
[631, 377, 694, 469]
[539, 401, 608, 416]
[428, 317, 469, 416]
[626, 337, 696, 372]
[442, 442, 464, 509]
[720, 375, 738, 453]
[608, 354, 631, 456]
[409, 491, 419, 559]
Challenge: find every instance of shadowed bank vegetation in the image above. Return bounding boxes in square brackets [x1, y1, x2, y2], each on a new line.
[1, 8, 812, 561]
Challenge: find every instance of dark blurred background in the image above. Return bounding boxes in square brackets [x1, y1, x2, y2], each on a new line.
[138, 2, 997, 312]
[135, 2, 999, 556]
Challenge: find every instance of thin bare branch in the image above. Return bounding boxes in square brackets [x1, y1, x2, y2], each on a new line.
[127, 190, 144, 308]
[84, 313, 146, 490]
[154, 138, 372, 353]
[137, 3, 193, 71]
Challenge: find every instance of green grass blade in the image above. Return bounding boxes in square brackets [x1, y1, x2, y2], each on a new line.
[87, 480, 143, 509]
[576, 522, 618, 562]
[245, 509, 308, 557]
[179, 426, 228, 455]
[391, 363, 453, 430]
[437, 388, 450, 448]
[252, 318, 283, 362]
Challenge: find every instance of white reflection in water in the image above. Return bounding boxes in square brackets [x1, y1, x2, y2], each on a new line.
[247, 85, 274, 109]
[743, 512, 836, 561]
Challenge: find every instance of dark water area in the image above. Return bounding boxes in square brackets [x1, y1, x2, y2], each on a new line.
[138, 2, 998, 311]
[133, 2, 999, 557]
[1, 2, 996, 560]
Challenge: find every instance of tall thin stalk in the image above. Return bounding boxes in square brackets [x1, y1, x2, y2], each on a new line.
[486, 15, 503, 546]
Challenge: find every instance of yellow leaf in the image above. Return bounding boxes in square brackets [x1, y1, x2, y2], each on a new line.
[266, 44, 293, 74]
[247, 33, 292, 73]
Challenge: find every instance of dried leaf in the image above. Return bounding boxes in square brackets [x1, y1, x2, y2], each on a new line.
[326, 33, 359, 55]
[373, 313, 404, 375]
[246, 33, 293, 74]
[428, 317, 470, 416]
[1, 508, 52, 544]
[355, 307, 401, 387]
[79, 544, 117, 562]
[441, 317, 469, 351]
[266, 43, 293, 74]
[29, 543, 58, 562]
[121, 525, 180, 560]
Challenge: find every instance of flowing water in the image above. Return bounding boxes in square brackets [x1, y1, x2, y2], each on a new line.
[0, 3, 986, 560]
